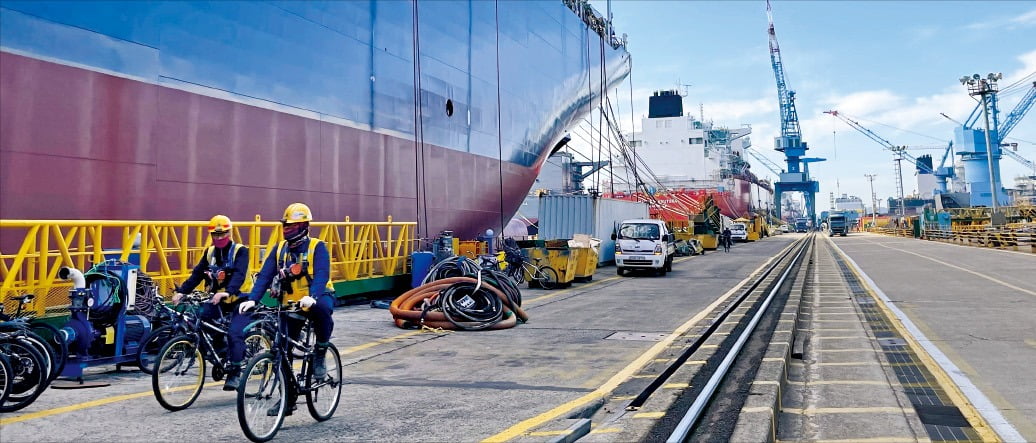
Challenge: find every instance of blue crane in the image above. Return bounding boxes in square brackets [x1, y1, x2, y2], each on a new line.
[954, 80, 1035, 206]
[766, 0, 819, 226]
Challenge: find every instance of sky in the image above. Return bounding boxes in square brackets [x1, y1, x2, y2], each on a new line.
[583, 0, 1036, 209]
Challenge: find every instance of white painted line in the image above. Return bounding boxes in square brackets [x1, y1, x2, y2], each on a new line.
[829, 241, 1026, 443]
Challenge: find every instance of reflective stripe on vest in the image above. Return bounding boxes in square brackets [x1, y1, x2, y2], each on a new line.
[204, 243, 251, 299]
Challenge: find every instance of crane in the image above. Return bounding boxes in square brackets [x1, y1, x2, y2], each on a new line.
[766, 0, 819, 226]
[953, 80, 1036, 207]
[824, 110, 946, 216]
[743, 145, 784, 177]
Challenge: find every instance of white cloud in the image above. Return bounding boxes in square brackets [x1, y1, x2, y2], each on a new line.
[966, 8, 1036, 30]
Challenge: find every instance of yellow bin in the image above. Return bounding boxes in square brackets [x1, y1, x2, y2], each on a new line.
[571, 247, 598, 282]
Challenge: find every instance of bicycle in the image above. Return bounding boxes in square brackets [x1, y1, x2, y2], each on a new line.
[137, 299, 194, 375]
[0, 328, 48, 412]
[0, 294, 64, 384]
[236, 302, 342, 442]
[505, 256, 559, 290]
[151, 292, 272, 411]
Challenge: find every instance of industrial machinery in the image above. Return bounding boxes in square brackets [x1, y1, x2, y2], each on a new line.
[57, 261, 158, 378]
[766, 0, 820, 227]
[952, 78, 1036, 207]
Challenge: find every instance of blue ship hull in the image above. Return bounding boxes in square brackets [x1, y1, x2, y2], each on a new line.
[0, 1, 630, 239]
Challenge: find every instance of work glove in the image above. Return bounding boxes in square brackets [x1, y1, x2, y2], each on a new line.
[212, 292, 229, 304]
[299, 295, 316, 309]
[172, 292, 185, 305]
[238, 300, 256, 314]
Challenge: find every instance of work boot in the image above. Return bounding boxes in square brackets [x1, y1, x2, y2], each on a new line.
[222, 363, 242, 391]
[267, 400, 297, 417]
[312, 344, 328, 380]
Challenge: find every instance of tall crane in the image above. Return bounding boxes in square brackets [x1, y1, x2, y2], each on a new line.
[766, 0, 819, 226]
[953, 80, 1036, 206]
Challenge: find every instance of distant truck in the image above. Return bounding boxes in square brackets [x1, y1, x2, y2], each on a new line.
[827, 212, 849, 236]
[613, 219, 676, 276]
[794, 218, 809, 233]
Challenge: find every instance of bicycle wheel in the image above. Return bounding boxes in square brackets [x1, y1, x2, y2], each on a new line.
[138, 324, 177, 375]
[16, 332, 55, 385]
[152, 336, 205, 411]
[0, 352, 12, 407]
[30, 322, 66, 381]
[306, 344, 342, 421]
[506, 263, 525, 286]
[534, 266, 559, 290]
[242, 328, 273, 362]
[0, 339, 47, 413]
[237, 352, 286, 442]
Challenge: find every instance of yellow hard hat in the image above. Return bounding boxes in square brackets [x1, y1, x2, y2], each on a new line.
[208, 215, 233, 233]
[281, 203, 313, 224]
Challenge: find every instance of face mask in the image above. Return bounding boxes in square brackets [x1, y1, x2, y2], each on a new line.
[213, 236, 231, 248]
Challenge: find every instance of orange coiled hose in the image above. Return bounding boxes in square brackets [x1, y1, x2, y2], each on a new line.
[389, 277, 529, 330]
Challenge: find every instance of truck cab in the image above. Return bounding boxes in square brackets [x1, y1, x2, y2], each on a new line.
[613, 219, 676, 276]
[728, 223, 748, 242]
[827, 212, 849, 236]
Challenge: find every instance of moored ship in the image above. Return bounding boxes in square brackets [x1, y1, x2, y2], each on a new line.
[0, 0, 630, 239]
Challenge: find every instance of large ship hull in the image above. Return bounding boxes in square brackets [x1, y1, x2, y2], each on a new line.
[605, 177, 775, 222]
[0, 1, 630, 240]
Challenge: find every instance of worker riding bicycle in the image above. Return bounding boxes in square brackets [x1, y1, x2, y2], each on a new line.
[174, 214, 251, 390]
[236, 203, 335, 414]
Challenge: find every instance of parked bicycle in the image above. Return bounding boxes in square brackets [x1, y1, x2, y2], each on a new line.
[0, 326, 48, 412]
[504, 255, 559, 290]
[0, 294, 65, 384]
[236, 301, 342, 442]
[151, 292, 271, 411]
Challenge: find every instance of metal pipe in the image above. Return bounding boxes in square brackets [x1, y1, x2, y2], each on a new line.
[59, 267, 86, 289]
[666, 236, 810, 442]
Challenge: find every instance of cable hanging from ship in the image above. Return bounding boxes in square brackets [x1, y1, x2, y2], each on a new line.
[390, 256, 526, 331]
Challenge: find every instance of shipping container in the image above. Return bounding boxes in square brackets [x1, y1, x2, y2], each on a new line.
[537, 195, 649, 264]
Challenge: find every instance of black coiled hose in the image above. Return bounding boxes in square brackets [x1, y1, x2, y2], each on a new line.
[394, 256, 526, 331]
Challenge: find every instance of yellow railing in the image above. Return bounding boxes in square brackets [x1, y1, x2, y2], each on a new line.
[922, 225, 1036, 253]
[0, 217, 416, 316]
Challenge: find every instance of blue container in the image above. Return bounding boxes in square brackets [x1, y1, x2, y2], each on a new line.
[410, 252, 435, 288]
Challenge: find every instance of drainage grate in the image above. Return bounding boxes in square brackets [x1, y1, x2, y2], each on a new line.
[833, 256, 981, 442]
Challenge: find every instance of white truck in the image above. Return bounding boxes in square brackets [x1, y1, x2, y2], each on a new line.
[612, 219, 676, 276]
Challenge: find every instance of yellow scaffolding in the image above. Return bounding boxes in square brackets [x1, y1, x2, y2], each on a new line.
[0, 216, 416, 316]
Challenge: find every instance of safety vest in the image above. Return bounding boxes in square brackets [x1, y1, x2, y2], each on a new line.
[203, 243, 251, 301]
[274, 239, 333, 303]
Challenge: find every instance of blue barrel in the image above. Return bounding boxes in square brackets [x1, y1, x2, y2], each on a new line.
[410, 252, 435, 288]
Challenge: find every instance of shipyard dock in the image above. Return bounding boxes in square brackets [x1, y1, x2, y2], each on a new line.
[1, 233, 1032, 442]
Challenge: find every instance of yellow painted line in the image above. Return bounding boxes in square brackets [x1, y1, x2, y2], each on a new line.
[524, 275, 623, 304]
[662, 383, 692, 389]
[610, 395, 636, 401]
[651, 358, 672, 363]
[631, 374, 659, 379]
[528, 430, 571, 437]
[482, 240, 801, 443]
[684, 360, 707, 366]
[0, 330, 424, 426]
[872, 242, 1036, 298]
[699, 344, 719, 349]
[1025, 339, 1036, 350]
[341, 330, 427, 354]
[782, 407, 913, 415]
[633, 411, 665, 419]
[0, 383, 216, 426]
[589, 427, 622, 434]
[742, 406, 775, 413]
